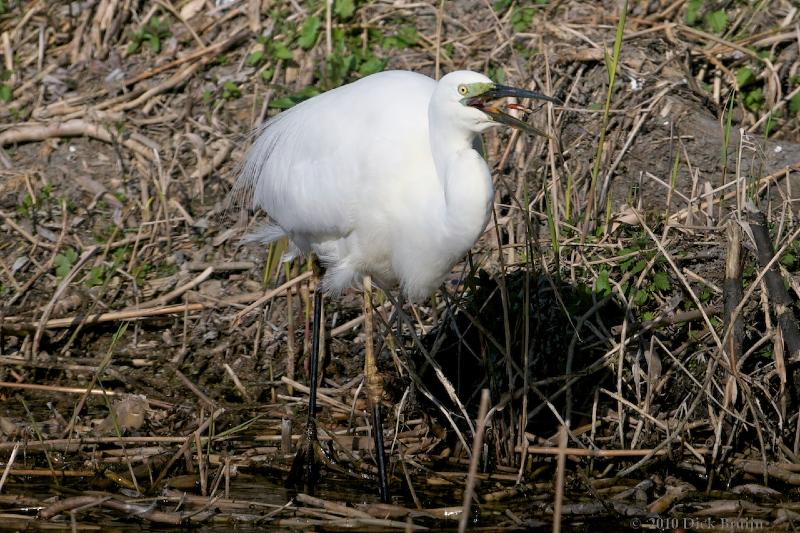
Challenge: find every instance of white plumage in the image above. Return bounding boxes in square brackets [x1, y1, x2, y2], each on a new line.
[235, 70, 551, 301]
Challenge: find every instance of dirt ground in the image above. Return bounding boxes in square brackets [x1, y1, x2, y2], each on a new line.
[2, 0, 800, 530]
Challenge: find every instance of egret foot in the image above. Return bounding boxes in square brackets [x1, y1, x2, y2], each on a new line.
[286, 419, 321, 492]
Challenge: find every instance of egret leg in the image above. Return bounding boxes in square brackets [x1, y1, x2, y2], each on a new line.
[286, 283, 323, 493]
[363, 275, 390, 503]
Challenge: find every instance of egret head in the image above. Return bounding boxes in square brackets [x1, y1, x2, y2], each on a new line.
[434, 70, 559, 136]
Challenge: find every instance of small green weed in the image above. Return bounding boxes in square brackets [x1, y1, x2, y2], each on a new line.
[686, 1, 728, 34]
[0, 68, 12, 102]
[17, 184, 53, 217]
[55, 248, 78, 278]
[127, 15, 171, 54]
[222, 80, 241, 100]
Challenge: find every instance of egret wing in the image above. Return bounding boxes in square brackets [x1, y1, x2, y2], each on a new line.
[234, 71, 437, 248]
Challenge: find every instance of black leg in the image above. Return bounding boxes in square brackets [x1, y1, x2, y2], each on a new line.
[308, 285, 322, 427]
[286, 285, 323, 492]
[372, 403, 390, 503]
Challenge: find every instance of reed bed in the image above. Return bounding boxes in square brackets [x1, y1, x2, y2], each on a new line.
[1, 0, 799, 529]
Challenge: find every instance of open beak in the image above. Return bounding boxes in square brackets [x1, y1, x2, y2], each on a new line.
[467, 84, 560, 137]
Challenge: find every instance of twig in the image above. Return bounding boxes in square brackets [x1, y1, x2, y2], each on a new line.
[0, 443, 19, 493]
[458, 389, 490, 533]
[0, 381, 172, 408]
[552, 424, 567, 533]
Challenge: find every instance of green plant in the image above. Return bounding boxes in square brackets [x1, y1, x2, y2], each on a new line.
[222, 80, 241, 99]
[127, 15, 171, 54]
[258, 1, 393, 108]
[269, 41, 293, 60]
[247, 49, 265, 67]
[0, 68, 11, 102]
[269, 86, 321, 109]
[705, 9, 727, 34]
[686, 1, 727, 34]
[486, 65, 507, 84]
[297, 15, 321, 49]
[510, 6, 535, 32]
[17, 184, 53, 217]
[84, 265, 107, 288]
[788, 92, 800, 115]
[686, 0, 701, 25]
[734, 66, 765, 112]
[382, 27, 418, 49]
[334, 0, 355, 18]
[585, 0, 627, 228]
[55, 248, 78, 278]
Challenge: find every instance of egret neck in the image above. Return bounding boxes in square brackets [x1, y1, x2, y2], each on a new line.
[428, 105, 494, 259]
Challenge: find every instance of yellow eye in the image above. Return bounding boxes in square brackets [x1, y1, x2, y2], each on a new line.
[458, 84, 468, 95]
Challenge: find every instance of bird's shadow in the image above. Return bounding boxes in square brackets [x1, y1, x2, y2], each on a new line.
[403, 269, 621, 451]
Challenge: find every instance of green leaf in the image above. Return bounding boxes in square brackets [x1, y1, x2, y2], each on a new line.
[603, 46, 614, 85]
[781, 253, 796, 268]
[744, 87, 763, 111]
[84, 266, 106, 288]
[704, 9, 727, 34]
[297, 15, 320, 49]
[222, 80, 240, 99]
[789, 93, 800, 115]
[700, 288, 712, 303]
[0, 84, 10, 103]
[269, 87, 320, 109]
[634, 289, 649, 306]
[269, 96, 296, 109]
[383, 27, 418, 49]
[398, 27, 418, 45]
[489, 66, 506, 84]
[246, 50, 265, 66]
[147, 34, 161, 53]
[735, 67, 755, 89]
[596, 269, 611, 296]
[54, 248, 78, 278]
[295, 86, 321, 99]
[631, 259, 647, 275]
[652, 271, 671, 292]
[322, 53, 356, 89]
[686, 0, 701, 25]
[358, 56, 385, 76]
[271, 42, 293, 60]
[511, 7, 535, 33]
[334, 0, 355, 19]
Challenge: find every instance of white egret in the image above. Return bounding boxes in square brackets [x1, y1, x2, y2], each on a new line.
[234, 69, 557, 501]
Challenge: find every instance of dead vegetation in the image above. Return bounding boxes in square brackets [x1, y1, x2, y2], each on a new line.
[1, 0, 800, 530]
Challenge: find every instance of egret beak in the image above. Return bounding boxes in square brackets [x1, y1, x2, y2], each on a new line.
[467, 84, 560, 137]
